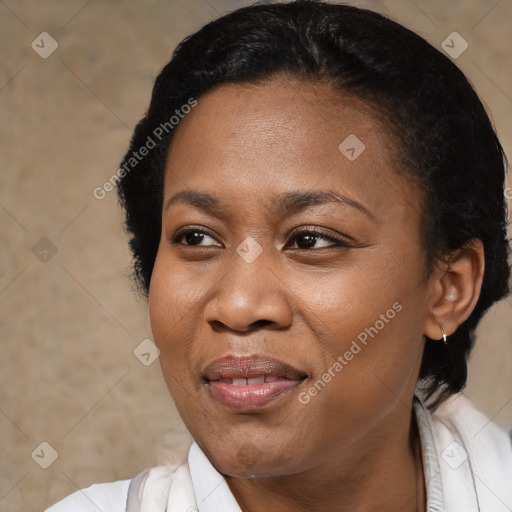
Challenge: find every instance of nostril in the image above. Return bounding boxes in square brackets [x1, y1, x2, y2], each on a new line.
[249, 319, 274, 330]
[208, 320, 228, 333]
[208, 318, 275, 333]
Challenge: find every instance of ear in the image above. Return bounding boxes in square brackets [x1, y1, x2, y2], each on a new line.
[423, 239, 485, 341]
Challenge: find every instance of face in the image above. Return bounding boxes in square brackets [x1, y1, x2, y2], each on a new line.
[149, 77, 432, 478]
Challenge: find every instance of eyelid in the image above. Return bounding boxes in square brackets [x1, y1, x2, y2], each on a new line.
[285, 227, 353, 249]
[170, 225, 353, 249]
[171, 225, 224, 246]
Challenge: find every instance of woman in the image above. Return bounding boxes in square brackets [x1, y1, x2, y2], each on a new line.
[46, 1, 512, 510]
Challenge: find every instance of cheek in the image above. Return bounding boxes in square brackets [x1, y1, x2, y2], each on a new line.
[294, 250, 427, 396]
[150, 254, 194, 321]
[148, 253, 201, 377]
[289, 254, 411, 342]
[149, 244, 214, 331]
[148, 265, 202, 427]
[293, 295, 425, 456]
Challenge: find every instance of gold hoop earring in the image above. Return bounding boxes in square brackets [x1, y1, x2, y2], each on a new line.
[441, 328, 447, 345]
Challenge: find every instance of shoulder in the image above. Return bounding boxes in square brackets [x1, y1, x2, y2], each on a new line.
[427, 393, 512, 510]
[44, 478, 131, 512]
[431, 393, 511, 450]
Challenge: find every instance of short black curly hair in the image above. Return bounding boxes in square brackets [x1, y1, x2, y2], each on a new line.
[116, 0, 510, 408]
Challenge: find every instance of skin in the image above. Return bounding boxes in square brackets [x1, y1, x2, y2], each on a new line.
[148, 77, 484, 512]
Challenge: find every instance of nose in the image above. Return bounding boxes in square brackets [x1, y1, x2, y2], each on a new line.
[203, 252, 293, 333]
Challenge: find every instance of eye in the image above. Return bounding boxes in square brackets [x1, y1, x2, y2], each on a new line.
[171, 227, 222, 247]
[170, 227, 351, 250]
[286, 228, 352, 250]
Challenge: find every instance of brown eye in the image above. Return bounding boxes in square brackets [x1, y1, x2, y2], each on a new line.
[171, 228, 221, 247]
[287, 229, 351, 250]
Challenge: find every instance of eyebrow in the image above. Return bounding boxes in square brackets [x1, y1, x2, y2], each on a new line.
[164, 189, 374, 220]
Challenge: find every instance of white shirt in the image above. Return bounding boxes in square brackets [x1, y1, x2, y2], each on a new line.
[45, 393, 512, 511]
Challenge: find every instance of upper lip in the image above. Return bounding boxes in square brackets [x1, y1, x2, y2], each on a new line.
[203, 354, 308, 381]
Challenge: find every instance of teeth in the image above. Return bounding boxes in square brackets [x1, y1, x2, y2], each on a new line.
[227, 375, 275, 385]
[247, 376, 265, 385]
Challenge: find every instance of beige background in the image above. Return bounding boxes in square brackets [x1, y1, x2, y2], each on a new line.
[1, 0, 511, 510]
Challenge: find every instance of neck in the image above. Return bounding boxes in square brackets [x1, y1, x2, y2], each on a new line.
[226, 404, 425, 512]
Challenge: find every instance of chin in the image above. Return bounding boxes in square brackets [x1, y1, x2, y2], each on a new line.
[199, 437, 306, 479]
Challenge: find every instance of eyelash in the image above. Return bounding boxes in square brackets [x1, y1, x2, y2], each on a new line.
[170, 226, 352, 250]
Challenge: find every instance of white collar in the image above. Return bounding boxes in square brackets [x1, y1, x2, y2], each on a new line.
[127, 393, 512, 511]
[187, 399, 443, 512]
[188, 442, 242, 512]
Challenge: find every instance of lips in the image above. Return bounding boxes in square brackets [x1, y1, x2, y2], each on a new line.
[203, 355, 307, 412]
[203, 354, 307, 381]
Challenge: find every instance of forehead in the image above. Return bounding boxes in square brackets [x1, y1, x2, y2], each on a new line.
[164, 77, 417, 219]
[168, 77, 391, 162]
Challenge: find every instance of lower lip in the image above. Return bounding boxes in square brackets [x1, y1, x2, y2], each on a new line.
[207, 379, 304, 412]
